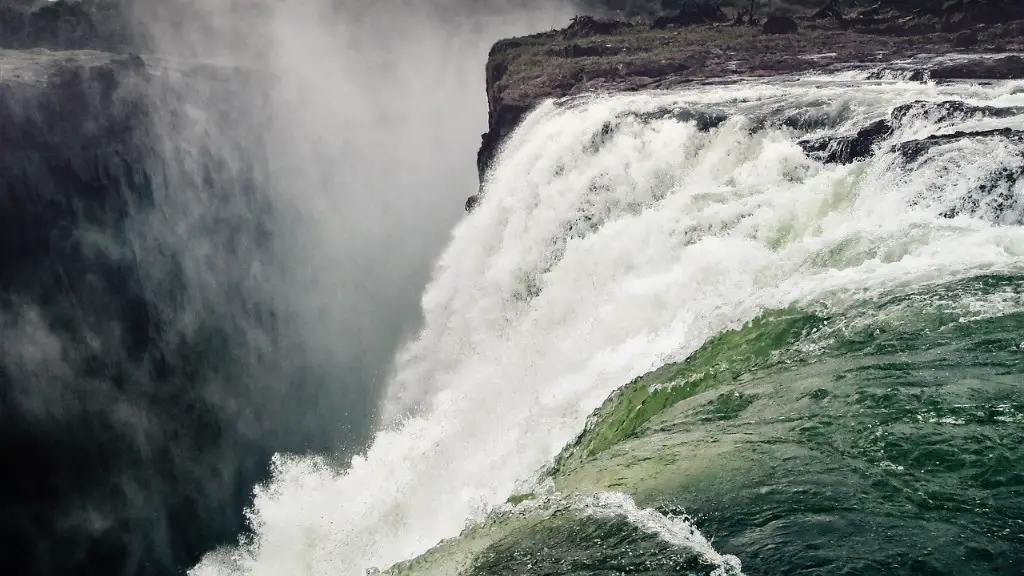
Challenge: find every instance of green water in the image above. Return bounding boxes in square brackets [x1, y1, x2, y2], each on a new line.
[390, 274, 1024, 575]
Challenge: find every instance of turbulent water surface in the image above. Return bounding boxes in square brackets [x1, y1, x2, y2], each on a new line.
[194, 71, 1024, 575]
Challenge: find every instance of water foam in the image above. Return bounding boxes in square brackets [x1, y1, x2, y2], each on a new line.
[192, 77, 1024, 575]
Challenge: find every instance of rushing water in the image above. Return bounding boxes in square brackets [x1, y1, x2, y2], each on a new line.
[192, 72, 1024, 575]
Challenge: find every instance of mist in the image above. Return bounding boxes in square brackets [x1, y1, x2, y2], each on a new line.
[129, 0, 578, 446]
[1, 0, 573, 575]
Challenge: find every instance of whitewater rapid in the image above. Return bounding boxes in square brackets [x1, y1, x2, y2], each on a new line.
[192, 74, 1024, 575]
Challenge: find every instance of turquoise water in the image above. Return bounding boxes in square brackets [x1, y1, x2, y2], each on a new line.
[549, 275, 1024, 575]
[399, 276, 1023, 575]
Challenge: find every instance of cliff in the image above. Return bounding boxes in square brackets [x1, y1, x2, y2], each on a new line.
[470, 0, 1024, 209]
[0, 0, 135, 52]
[0, 49, 297, 576]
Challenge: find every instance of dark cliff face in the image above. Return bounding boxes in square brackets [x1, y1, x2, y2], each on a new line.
[470, 1, 1024, 209]
[1, 51, 242, 576]
[0, 50, 369, 576]
[0, 0, 136, 51]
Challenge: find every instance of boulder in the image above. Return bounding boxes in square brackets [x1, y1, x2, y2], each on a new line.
[762, 15, 798, 35]
[799, 119, 894, 165]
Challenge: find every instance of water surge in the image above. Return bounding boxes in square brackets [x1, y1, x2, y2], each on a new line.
[193, 73, 1024, 575]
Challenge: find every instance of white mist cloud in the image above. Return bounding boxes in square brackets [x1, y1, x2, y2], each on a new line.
[131, 0, 576, 448]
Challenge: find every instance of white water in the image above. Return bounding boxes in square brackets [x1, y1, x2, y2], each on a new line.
[192, 76, 1024, 575]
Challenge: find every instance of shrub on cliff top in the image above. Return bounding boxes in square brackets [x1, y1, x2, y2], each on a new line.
[563, 14, 633, 38]
[652, 0, 729, 27]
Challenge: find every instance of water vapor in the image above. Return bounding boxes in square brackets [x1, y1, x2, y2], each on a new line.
[1, 0, 573, 574]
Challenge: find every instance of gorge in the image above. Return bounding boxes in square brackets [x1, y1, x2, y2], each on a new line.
[2, 1, 1023, 575]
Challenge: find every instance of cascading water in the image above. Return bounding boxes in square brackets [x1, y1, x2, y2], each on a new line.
[193, 71, 1024, 575]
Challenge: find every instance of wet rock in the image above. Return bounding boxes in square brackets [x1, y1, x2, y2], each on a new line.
[659, 107, 729, 132]
[866, 67, 929, 81]
[897, 128, 1024, 162]
[889, 111, 1024, 223]
[641, 99, 1019, 174]
[477, 102, 532, 185]
[0, 53, 151, 279]
[0, 50, 308, 576]
[465, 194, 481, 212]
[938, 164, 1024, 223]
[891, 99, 1024, 125]
[799, 119, 894, 165]
[762, 15, 798, 35]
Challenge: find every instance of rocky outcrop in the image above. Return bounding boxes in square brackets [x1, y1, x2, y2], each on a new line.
[897, 127, 1024, 162]
[798, 100, 1024, 167]
[469, 4, 1024, 210]
[798, 119, 894, 165]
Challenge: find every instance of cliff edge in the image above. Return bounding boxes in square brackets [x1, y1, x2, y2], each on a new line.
[470, 0, 1024, 210]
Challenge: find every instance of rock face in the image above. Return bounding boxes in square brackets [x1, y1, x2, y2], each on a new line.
[469, 2, 1024, 209]
[0, 49, 342, 576]
[1, 4, 310, 573]
[0, 0, 134, 51]
[3, 51, 216, 576]
[1, 51, 148, 286]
